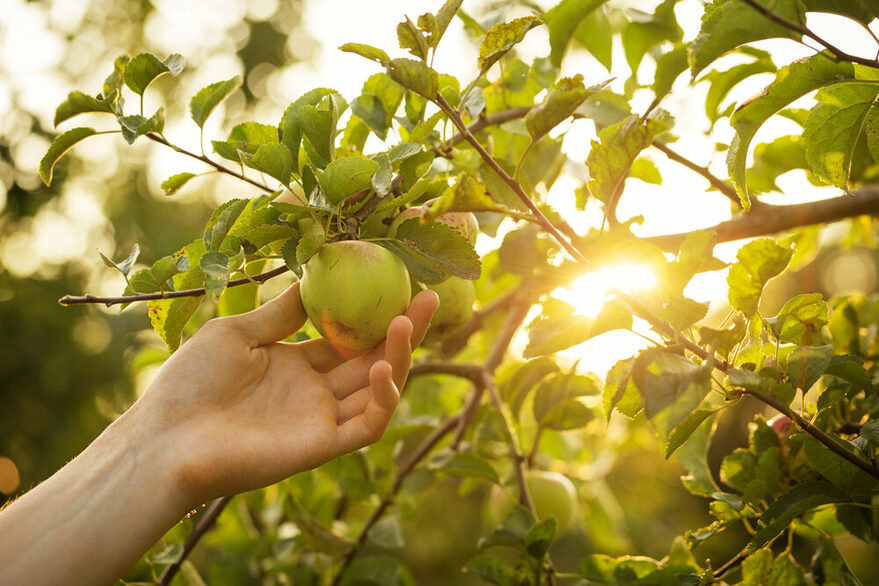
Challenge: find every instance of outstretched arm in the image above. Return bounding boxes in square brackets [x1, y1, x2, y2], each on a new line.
[0, 284, 438, 586]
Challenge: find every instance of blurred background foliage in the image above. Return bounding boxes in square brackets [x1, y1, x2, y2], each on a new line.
[2, 0, 879, 584]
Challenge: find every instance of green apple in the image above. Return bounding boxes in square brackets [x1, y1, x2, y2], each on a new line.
[424, 277, 475, 344]
[300, 240, 411, 358]
[490, 470, 578, 534]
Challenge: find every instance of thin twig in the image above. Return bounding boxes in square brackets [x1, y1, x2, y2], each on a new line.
[146, 133, 275, 193]
[330, 415, 461, 585]
[58, 265, 290, 307]
[651, 141, 743, 207]
[739, 0, 879, 70]
[159, 495, 232, 585]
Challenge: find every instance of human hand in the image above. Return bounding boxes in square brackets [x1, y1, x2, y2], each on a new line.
[131, 283, 439, 507]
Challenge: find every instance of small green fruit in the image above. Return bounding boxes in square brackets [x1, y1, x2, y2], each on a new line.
[300, 240, 411, 358]
[424, 277, 475, 343]
[490, 470, 578, 534]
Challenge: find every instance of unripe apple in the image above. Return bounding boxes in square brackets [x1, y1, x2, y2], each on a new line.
[424, 277, 475, 344]
[489, 470, 578, 534]
[300, 241, 411, 358]
[389, 204, 479, 245]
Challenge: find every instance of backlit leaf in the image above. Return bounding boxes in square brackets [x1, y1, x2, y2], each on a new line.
[339, 43, 391, 66]
[728, 53, 856, 209]
[379, 218, 480, 283]
[54, 91, 114, 126]
[478, 16, 542, 72]
[387, 58, 439, 99]
[803, 83, 879, 190]
[727, 238, 792, 317]
[40, 127, 97, 186]
[525, 75, 592, 141]
[545, 0, 609, 68]
[161, 172, 197, 196]
[190, 76, 242, 128]
[123, 53, 184, 96]
[689, 0, 803, 77]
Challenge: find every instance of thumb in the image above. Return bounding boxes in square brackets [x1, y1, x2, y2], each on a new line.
[224, 282, 307, 346]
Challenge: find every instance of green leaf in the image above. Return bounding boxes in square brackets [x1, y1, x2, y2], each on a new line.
[747, 481, 850, 553]
[161, 172, 197, 196]
[299, 93, 348, 167]
[652, 44, 688, 101]
[425, 173, 503, 219]
[771, 293, 828, 345]
[240, 143, 294, 186]
[318, 156, 380, 204]
[572, 7, 612, 71]
[728, 53, 856, 209]
[602, 357, 642, 419]
[702, 51, 776, 122]
[40, 127, 97, 186]
[825, 354, 872, 393]
[633, 349, 711, 442]
[340, 555, 416, 586]
[525, 75, 593, 141]
[786, 344, 833, 391]
[123, 53, 184, 96]
[204, 198, 249, 252]
[99, 243, 140, 278]
[698, 316, 746, 356]
[525, 517, 557, 559]
[545, 0, 609, 68]
[676, 417, 719, 496]
[387, 58, 439, 99]
[295, 221, 326, 266]
[478, 16, 542, 72]
[464, 555, 518, 586]
[100, 55, 129, 115]
[803, 83, 879, 190]
[279, 88, 337, 175]
[367, 514, 405, 549]
[428, 450, 500, 484]
[532, 371, 599, 429]
[665, 408, 717, 459]
[189, 76, 242, 128]
[579, 554, 661, 583]
[689, 0, 803, 77]
[435, 0, 464, 47]
[119, 108, 164, 144]
[199, 251, 230, 297]
[524, 298, 632, 358]
[379, 218, 481, 283]
[53, 91, 114, 126]
[726, 238, 792, 317]
[211, 121, 278, 162]
[148, 241, 205, 352]
[501, 358, 560, 420]
[621, 0, 682, 74]
[803, 436, 878, 494]
[339, 43, 390, 66]
[586, 113, 670, 204]
[280, 237, 303, 278]
[397, 16, 430, 61]
[371, 154, 392, 197]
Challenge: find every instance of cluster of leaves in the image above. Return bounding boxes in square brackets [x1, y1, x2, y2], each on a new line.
[43, 0, 879, 584]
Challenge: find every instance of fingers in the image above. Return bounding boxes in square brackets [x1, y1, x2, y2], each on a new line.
[336, 360, 399, 452]
[383, 315, 413, 389]
[327, 289, 438, 397]
[406, 290, 440, 348]
[223, 282, 307, 347]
